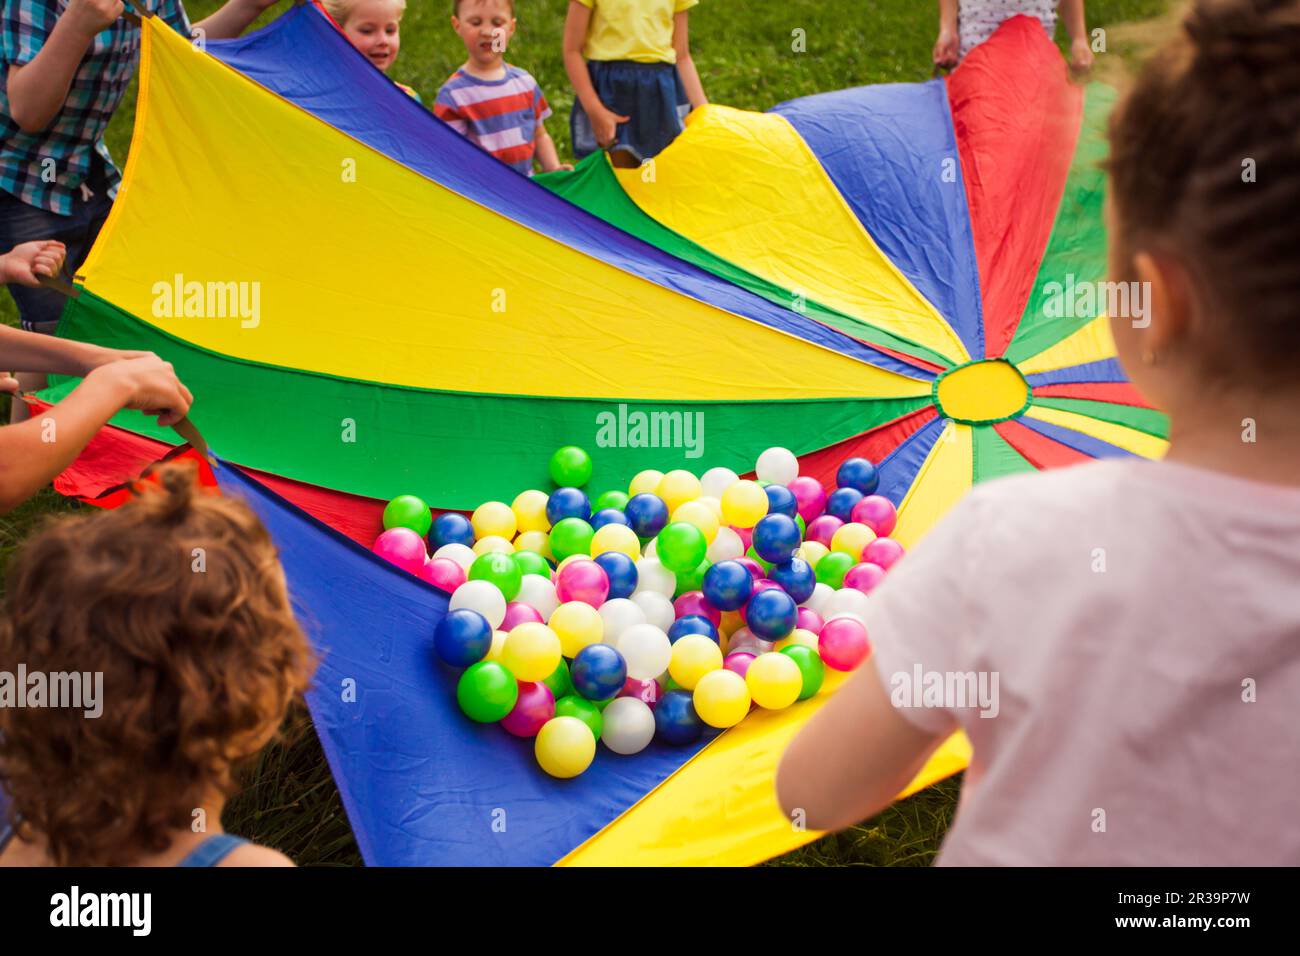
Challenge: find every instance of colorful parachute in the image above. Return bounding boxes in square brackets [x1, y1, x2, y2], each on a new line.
[36, 6, 1167, 865]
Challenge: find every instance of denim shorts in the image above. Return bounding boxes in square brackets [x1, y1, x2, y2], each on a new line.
[0, 166, 114, 334]
[571, 60, 690, 165]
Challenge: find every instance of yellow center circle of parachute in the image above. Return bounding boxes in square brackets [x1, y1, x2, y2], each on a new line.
[932, 358, 1031, 425]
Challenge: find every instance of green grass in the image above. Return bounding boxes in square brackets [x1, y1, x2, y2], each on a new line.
[2, 0, 1170, 866]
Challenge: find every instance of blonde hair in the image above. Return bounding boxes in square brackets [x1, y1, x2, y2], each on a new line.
[323, 0, 407, 27]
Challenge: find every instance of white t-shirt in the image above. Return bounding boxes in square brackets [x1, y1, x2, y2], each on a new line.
[866, 458, 1300, 866]
[959, 1, 1058, 58]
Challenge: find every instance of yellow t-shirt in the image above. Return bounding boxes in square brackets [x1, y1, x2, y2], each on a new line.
[577, 0, 699, 64]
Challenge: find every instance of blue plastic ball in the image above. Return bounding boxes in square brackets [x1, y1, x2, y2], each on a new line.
[702, 560, 754, 612]
[825, 487, 865, 523]
[763, 484, 799, 519]
[752, 513, 802, 565]
[836, 457, 880, 495]
[770, 558, 816, 605]
[655, 689, 705, 745]
[570, 643, 628, 701]
[591, 508, 631, 531]
[546, 487, 592, 525]
[433, 608, 494, 667]
[429, 512, 475, 549]
[624, 493, 670, 539]
[668, 614, 719, 644]
[745, 588, 798, 642]
[593, 550, 638, 600]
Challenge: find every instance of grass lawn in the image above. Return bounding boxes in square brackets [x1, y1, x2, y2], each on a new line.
[2, 0, 1170, 866]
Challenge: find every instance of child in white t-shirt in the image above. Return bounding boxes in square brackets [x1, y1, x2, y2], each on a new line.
[934, 0, 1094, 73]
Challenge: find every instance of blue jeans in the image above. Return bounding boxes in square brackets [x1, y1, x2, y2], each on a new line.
[0, 166, 113, 334]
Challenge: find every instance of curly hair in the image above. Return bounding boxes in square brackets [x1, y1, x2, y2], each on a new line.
[0, 461, 315, 866]
[1105, 0, 1300, 384]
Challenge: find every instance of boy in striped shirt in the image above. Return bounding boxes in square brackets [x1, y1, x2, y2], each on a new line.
[434, 0, 568, 177]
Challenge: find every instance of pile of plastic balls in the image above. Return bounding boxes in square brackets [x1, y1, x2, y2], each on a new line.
[371, 445, 903, 779]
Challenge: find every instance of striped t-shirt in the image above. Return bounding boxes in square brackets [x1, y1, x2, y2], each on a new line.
[433, 65, 551, 176]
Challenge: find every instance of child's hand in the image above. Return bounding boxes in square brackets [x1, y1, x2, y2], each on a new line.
[88, 355, 194, 428]
[1, 240, 66, 288]
[591, 105, 631, 149]
[0, 373, 19, 395]
[64, 0, 125, 39]
[933, 28, 959, 69]
[1070, 36, 1094, 76]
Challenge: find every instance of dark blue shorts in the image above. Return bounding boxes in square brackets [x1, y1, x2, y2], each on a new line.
[571, 60, 689, 165]
[0, 163, 113, 334]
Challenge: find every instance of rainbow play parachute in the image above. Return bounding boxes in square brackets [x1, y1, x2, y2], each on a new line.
[32, 6, 1167, 865]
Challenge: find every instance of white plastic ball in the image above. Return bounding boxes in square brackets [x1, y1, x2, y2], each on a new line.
[700, 466, 740, 500]
[599, 598, 647, 646]
[634, 557, 677, 597]
[824, 587, 871, 625]
[706, 525, 745, 563]
[433, 543, 476, 571]
[631, 591, 675, 631]
[755, 447, 799, 486]
[515, 574, 559, 622]
[616, 623, 672, 681]
[449, 579, 507, 630]
[600, 697, 656, 755]
[801, 582, 834, 615]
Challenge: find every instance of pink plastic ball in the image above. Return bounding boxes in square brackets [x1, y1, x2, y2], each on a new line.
[500, 681, 555, 737]
[674, 591, 722, 627]
[501, 601, 544, 631]
[723, 651, 757, 679]
[851, 495, 898, 537]
[843, 562, 888, 594]
[795, 607, 825, 634]
[418, 556, 466, 592]
[372, 527, 427, 575]
[862, 537, 905, 570]
[819, 617, 871, 671]
[619, 677, 662, 708]
[806, 515, 844, 547]
[735, 557, 765, 581]
[554, 558, 610, 607]
[787, 475, 827, 523]
[731, 526, 753, 551]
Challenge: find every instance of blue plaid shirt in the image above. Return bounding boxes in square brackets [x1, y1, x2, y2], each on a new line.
[1, 1, 191, 216]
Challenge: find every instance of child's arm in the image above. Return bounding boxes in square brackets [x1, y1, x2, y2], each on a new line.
[191, 0, 284, 41]
[563, 1, 628, 148]
[5, 0, 120, 132]
[776, 658, 947, 832]
[533, 127, 571, 173]
[1060, 0, 1093, 75]
[0, 355, 192, 513]
[672, 12, 706, 109]
[933, 0, 959, 68]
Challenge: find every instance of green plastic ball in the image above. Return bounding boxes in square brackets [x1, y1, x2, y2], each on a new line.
[656, 521, 708, 573]
[592, 489, 630, 512]
[673, 559, 711, 598]
[780, 644, 826, 700]
[815, 551, 855, 590]
[468, 551, 523, 601]
[549, 517, 595, 562]
[512, 549, 551, 579]
[555, 694, 603, 739]
[544, 659, 573, 699]
[549, 446, 593, 488]
[457, 661, 519, 722]
[382, 495, 432, 538]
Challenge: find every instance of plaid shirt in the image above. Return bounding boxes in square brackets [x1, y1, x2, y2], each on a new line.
[0, 1, 191, 216]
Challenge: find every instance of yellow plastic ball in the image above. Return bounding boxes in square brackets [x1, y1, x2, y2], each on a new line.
[775, 628, 821, 653]
[473, 535, 514, 556]
[549, 601, 603, 658]
[697, 495, 724, 522]
[500, 622, 561, 682]
[591, 522, 641, 560]
[471, 501, 517, 541]
[668, 635, 724, 690]
[721, 480, 769, 529]
[746, 652, 802, 710]
[511, 489, 552, 534]
[672, 500, 720, 543]
[831, 522, 877, 561]
[693, 669, 751, 728]
[629, 469, 664, 497]
[514, 530, 553, 557]
[800, 540, 830, 569]
[483, 630, 508, 662]
[656, 469, 702, 513]
[555, 553, 589, 573]
[535, 716, 596, 779]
